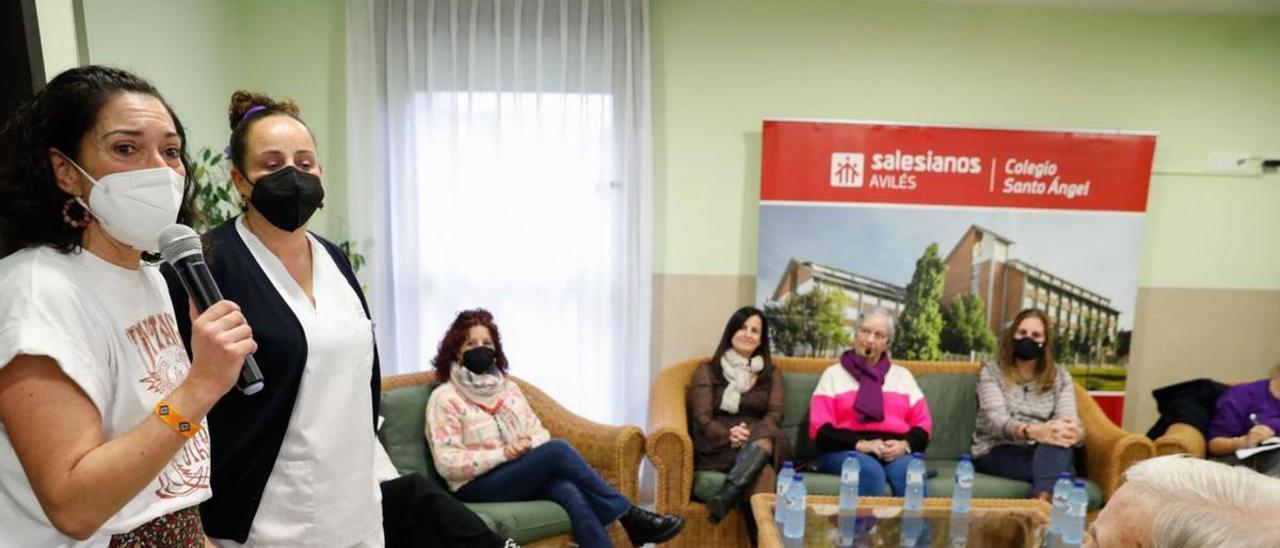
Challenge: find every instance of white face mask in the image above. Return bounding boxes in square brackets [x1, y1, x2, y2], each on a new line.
[62, 155, 186, 253]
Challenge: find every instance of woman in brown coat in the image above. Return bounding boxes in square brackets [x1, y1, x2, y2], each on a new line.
[689, 306, 790, 535]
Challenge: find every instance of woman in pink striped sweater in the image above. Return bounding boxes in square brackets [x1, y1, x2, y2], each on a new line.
[424, 309, 683, 547]
[808, 307, 933, 496]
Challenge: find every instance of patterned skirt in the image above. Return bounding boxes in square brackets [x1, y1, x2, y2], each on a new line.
[109, 505, 205, 547]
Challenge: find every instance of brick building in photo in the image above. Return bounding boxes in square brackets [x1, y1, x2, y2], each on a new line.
[770, 259, 905, 325]
[941, 225, 1120, 356]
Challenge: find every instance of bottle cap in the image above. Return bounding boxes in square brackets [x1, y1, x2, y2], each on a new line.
[960, 453, 971, 461]
[783, 460, 794, 468]
[792, 473, 803, 482]
[1072, 479, 1085, 487]
[913, 452, 924, 459]
[1059, 472, 1073, 479]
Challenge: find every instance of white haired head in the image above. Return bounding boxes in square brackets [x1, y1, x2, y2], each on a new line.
[855, 307, 896, 343]
[851, 306, 897, 362]
[1111, 456, 1280, 548]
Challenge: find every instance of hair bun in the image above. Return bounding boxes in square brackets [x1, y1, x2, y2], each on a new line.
[227, 90, 300, 129]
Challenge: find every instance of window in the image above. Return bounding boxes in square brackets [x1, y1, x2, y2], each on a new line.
[412, 91, 628, 421]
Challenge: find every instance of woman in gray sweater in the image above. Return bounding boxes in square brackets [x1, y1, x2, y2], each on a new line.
[971, 309, 1084, 502]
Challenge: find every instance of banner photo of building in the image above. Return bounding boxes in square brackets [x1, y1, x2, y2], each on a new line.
[758, 119, 1156, 423]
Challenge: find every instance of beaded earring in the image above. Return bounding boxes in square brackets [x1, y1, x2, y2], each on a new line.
[61, 197, 91, 228]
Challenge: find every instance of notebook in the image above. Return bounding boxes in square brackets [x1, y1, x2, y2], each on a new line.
[1236, 438, 1280, 460]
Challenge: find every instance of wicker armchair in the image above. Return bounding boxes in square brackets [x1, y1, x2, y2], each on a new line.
[647, 357, 1153, 548]
[383, 371, 646, 547]
[1153, 423, 1209, 457]
[1151, 380, 1247, 458]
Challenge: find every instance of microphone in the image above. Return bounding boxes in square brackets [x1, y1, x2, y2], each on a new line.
[159, 224, 265, 395]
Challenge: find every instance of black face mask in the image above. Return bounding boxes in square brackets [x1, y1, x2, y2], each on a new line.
[461, 346, 497, 375]
[1013, 337, 1045, 361]
[249, 166, 325, 232]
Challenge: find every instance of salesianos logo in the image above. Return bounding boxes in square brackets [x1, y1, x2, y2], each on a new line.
[831, 153, 864, 188]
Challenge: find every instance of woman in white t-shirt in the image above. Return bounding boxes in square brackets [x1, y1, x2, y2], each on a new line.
[0, 66, 256, 546]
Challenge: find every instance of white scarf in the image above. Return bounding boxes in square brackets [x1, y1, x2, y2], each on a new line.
[719, 351, 764, 414]
[450, 362, 507, 410]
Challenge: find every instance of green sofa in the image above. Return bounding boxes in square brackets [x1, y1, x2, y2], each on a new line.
[648, 357, 1154, 548]
[379, 371, 646, 547]
[691, 371, 1106, 506]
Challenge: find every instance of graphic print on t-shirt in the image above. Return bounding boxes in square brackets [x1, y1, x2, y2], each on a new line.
[125, 312, 211, 499]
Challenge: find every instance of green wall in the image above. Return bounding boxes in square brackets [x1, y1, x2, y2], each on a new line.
[651, 0, 1280, 289]
[235, 0, 349, 240]
[77, 0, 348, 240]
[80, 0, 243, 156]
[68, 0, 1280, 289]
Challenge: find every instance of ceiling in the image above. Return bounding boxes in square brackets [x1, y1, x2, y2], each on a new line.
[934, 0, 1280, 15]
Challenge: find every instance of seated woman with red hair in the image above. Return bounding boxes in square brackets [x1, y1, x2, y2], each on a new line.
[424, 309, 684, 547]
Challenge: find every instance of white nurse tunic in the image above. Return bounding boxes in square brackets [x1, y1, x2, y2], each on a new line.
[219, 217, 383, 547]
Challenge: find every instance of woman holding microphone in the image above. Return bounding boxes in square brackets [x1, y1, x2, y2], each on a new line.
[0, 65, 254, 546]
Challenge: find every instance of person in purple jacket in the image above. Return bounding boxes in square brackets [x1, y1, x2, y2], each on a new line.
[1206, 363, 1280, 477]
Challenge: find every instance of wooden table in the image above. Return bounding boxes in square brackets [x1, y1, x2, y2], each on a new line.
[751, 494, 1054, 547]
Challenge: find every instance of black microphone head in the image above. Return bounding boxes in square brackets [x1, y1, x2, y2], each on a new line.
[158, 224, 203, 265]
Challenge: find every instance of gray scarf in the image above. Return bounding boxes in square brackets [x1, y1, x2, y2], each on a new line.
[719, 351, 764, 414]
[450, 362, 506, 410]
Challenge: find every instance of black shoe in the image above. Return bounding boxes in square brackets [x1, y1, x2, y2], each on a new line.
[618, 505, 685, 545]
[705, 444, 771, 524]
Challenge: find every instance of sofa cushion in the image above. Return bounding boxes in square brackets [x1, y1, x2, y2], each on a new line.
[779, 372, 823, 460]
[925, 460, 1103, 510]
[691, 463, 1102, 510]
[691, 470, 883, 503]
[379, 383, 440, 483]
[915, 374, 979, 460]
[464, 501, 572, 544]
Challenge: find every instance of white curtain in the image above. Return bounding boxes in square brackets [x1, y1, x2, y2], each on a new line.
[346, 0, 652, 426]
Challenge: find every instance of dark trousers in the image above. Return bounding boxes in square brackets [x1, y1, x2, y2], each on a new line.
[975, 444, 1074, 496]
[455, 439, 632, 548]
[381, 473, 511, 548]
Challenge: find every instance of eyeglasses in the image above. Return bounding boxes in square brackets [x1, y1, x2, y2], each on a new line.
[857, 327, 888, 341]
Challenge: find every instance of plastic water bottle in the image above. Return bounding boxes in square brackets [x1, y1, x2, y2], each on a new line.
[901, 511, 925, 547]
[1061, 480, 1088, 546]
[904, 453, 926, 512]
[837, 456, 860, 546]
[782, 473, 807, 541]
[952, 454, 974, 515]
[947, 511, 970, 547]
[1049, 472, 1074, 539]
[775, 461, 794, 526]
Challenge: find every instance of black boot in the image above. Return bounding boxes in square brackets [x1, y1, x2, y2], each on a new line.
[705, 444, 771, 524]
[618, 505, 685, 545]
[739, 496, 759, 547]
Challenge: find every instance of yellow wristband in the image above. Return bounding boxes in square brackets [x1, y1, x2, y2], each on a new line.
[154, 400, 200, 439]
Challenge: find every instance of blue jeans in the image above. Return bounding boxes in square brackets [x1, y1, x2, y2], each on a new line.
[975, 444, 1074, 496]
[816, 451, 924, 497]
[455, 439, 632, 548]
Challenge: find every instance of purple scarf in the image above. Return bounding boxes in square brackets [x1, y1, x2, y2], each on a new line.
[840, 349, 892, 423]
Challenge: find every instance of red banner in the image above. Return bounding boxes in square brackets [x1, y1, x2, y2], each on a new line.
[761, 119, 1156, 212]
